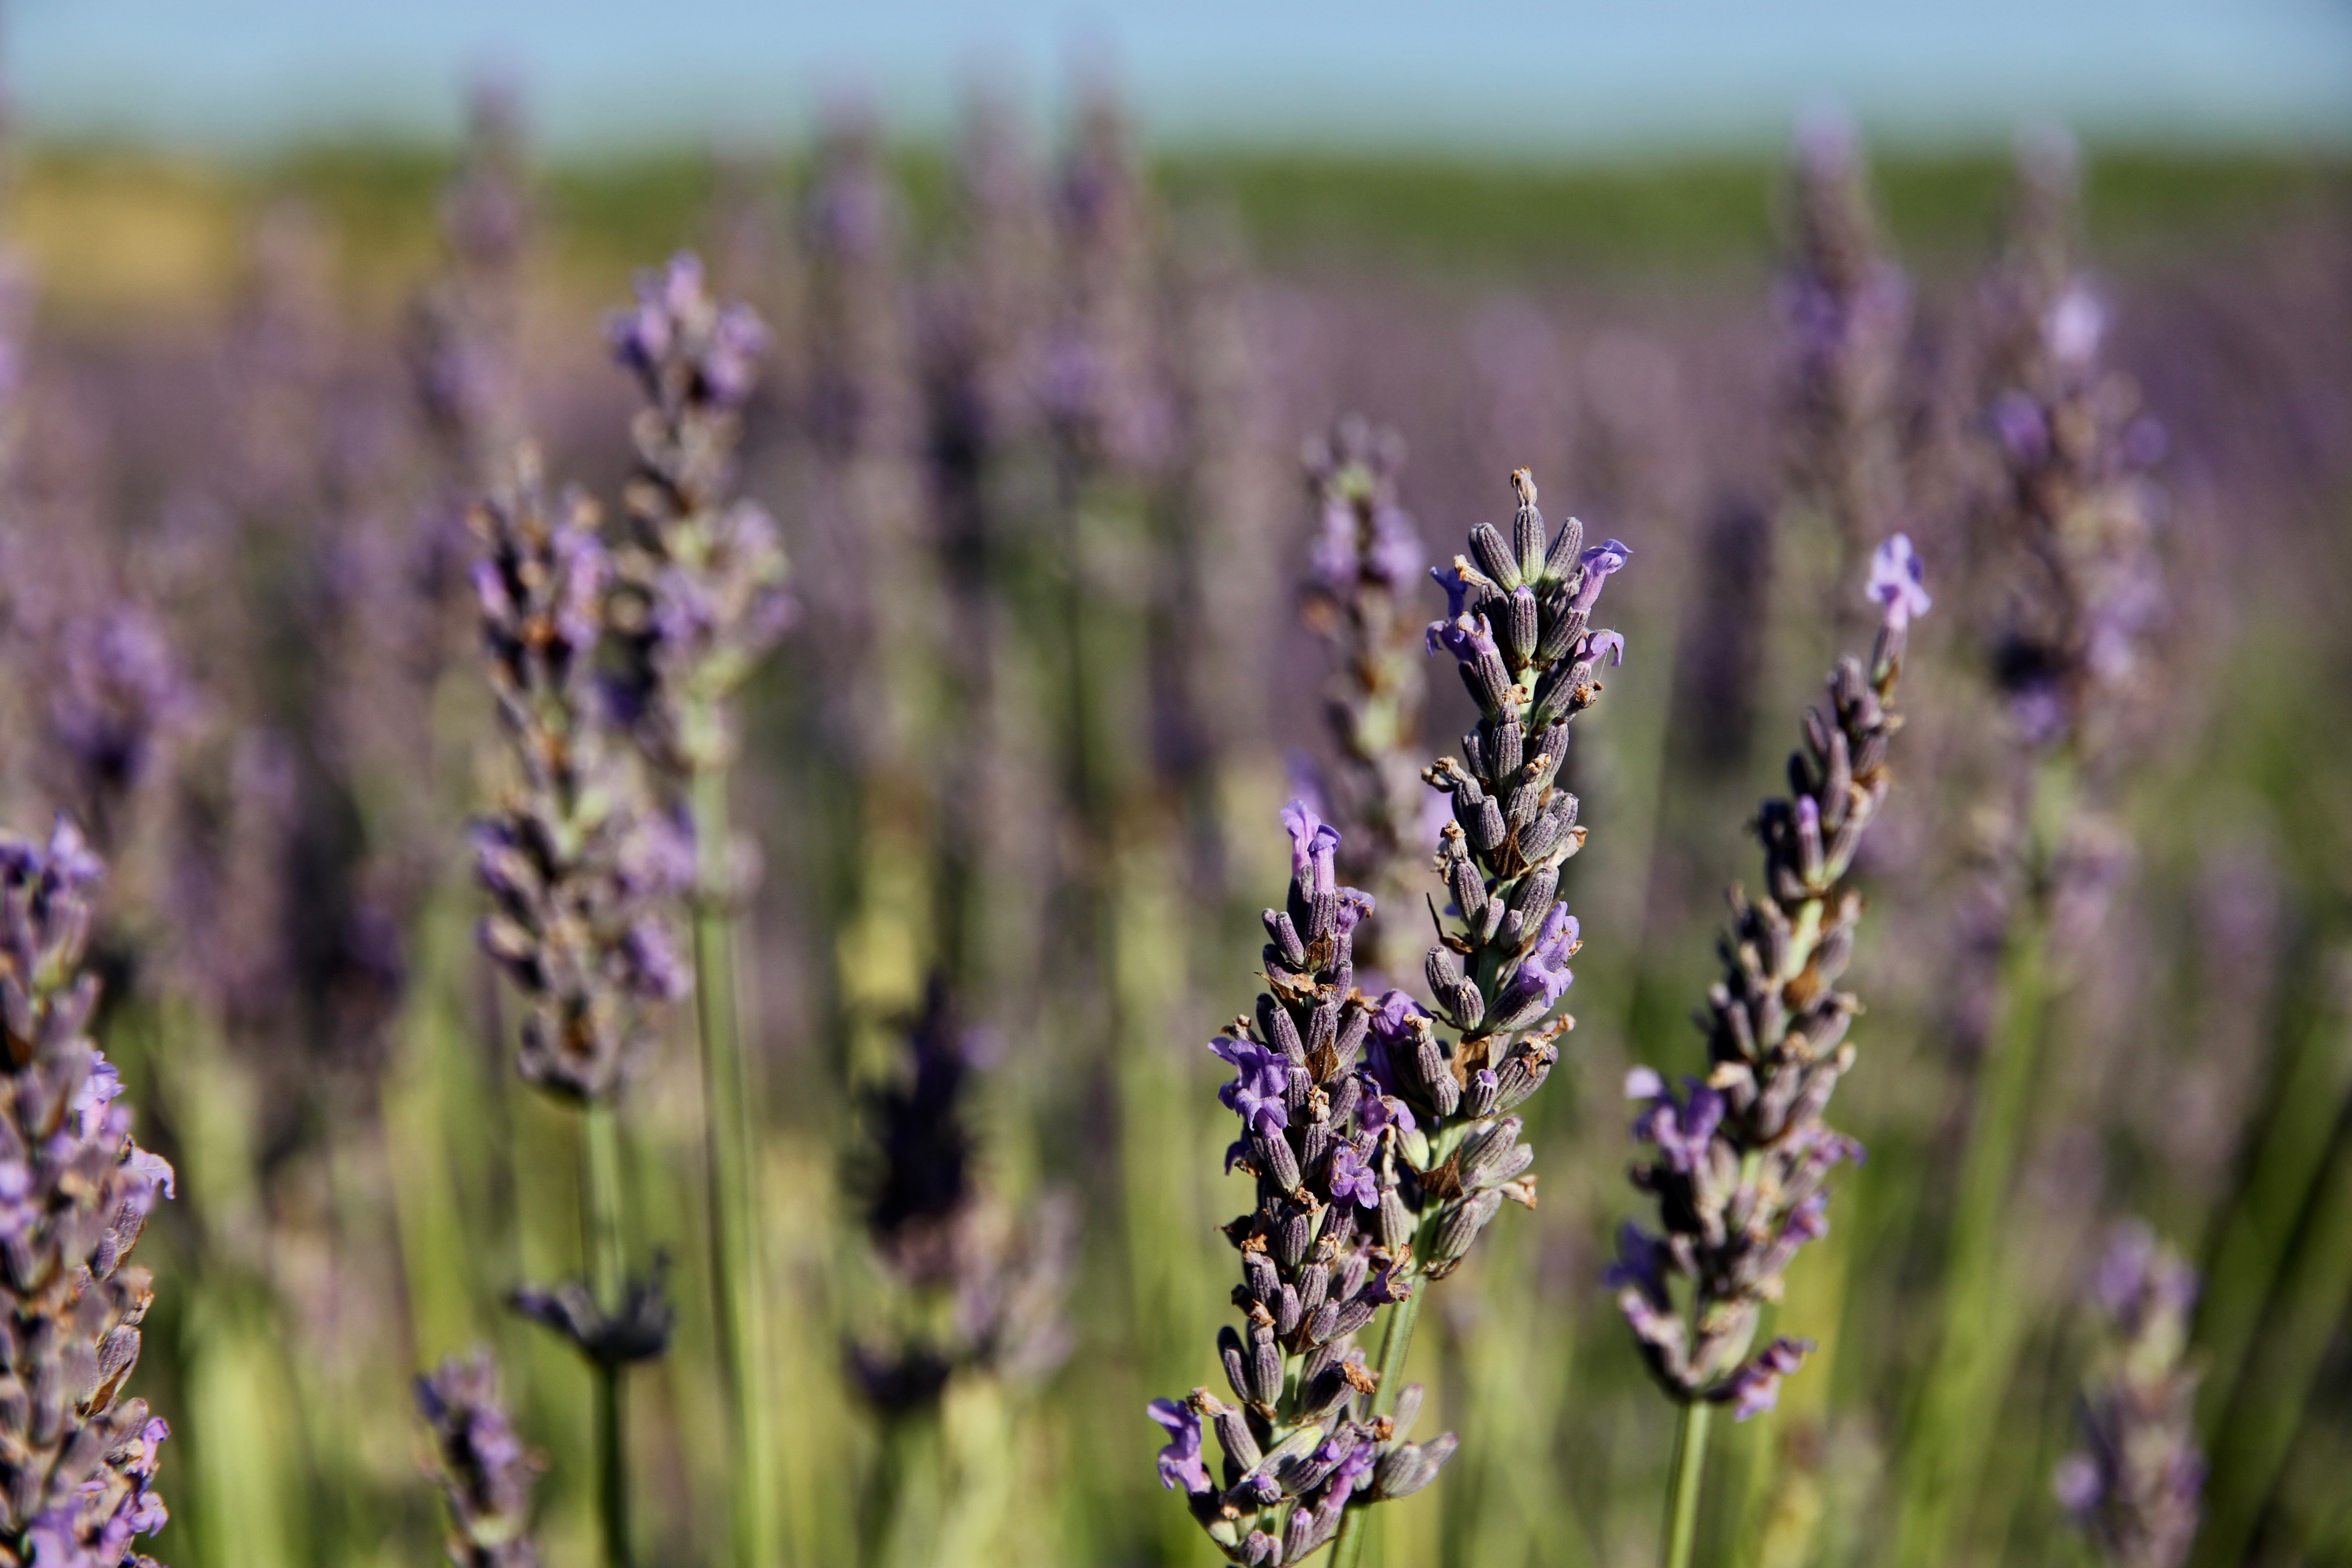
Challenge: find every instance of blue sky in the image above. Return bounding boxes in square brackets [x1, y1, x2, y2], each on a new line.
[11, 0, 2352, 155]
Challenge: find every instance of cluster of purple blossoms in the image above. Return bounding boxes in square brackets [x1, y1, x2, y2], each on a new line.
[1974, 137, 2166, 755]
[0, 820, 175, 1568]
[416, 1350, 544, 1568]
[43, 608, 194, 852]
[1293, 417, 1431, 975]
[470, 448, 692, 1104]
[1149, 467, 1628, 1563]
[1149, 800, 1451, 1567]
[2053, 1224, 2205, 1568]
[603, 252, 792, 780]
[846, 979, 1075, 1414]
[1609, 536, 1928, 1420]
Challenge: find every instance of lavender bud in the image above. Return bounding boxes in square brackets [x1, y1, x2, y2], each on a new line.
[1470, 795, 1507, 853]
[1492, 720, 1525, 781]
[1464, 1068, 1501, 1118]
[1220, 1328, 1251, 1403]
[1249, 1326, 1284, 1406]
[1379, 1188, 1417, 1253]
[1429, 1191, 1505, 1269]
[1504, 586, 1540, 666]
[1457, 1117, 1526, 1189]
[1469, 522, 1522, 591]
[1274, 1208, 1315, 1270]
[1263, 910, 1308, 970]
[1509, 470, 1548, 579]
[1259, 995, 1305, 1063]
[1243, 1252, 1278, 1305]
[1305, 1300, 1342, 1347]
[1429, 1072, 1462, 1118]
[1298, 1262, 1331, 1319]
[1275, 1285, 1303, 1338]
[1542, 512, 1585, 582]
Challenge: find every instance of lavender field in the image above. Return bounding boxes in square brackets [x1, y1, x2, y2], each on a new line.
[2, 69, 2351, 1568]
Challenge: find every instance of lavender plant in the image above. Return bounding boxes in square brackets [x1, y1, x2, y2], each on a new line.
[1895, 137, 2169, 1568]
[1149, 467, 1629, 1566]
[0, 818, 175, 1568]
[2053, 1225, 2204, 1568]
[1610, 535, 1928, 1568]
[603, 251, 790, 1568]
[416, 1350, 544, 1568]
[470, 448, 687, 1568]
[848, 978, 1074, 1566]
[1295, 417, 1428, 979]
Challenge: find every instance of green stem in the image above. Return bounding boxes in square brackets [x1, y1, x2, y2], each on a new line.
[1663, 1400, 1715, 1568]
[691, 761, 782, 1568]
[2196, 1097, 2352, 1567]
[1892, 759, 2070, 1568]
[1330, 1284, 1428, 1568]
[583, 1098, 633, 1568]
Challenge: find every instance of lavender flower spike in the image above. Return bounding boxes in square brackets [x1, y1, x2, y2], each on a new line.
[471, 450, 690, 1104]
[1614, 541, 1923, 1421]
[0, 818, 175, 1568]
[603, 251, 790, 776]
[2053, 1223, 2205, 1568]
[1295, 418, 1432, 974]
[1154, 467, 1627, 1566]
[417, 1350, 544, 1568]
[470, 447, 681, 1568]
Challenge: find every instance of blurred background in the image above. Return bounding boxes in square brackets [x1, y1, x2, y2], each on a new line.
[3, 1, 2350, 1565]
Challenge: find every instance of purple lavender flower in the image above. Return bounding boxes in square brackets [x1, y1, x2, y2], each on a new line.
[470, 453, 688, 1103]
[43, 607, 193, 850]
[1148, 1399, 1215, 1495]
[1867, 532, 1932, 630]
[848, 979, 1076, 1420]
[1612, 540, 1924, 1418]
[599, 252, 790, 779]
[1495, 903, 1580, 1024]
[1720, 1337, 1815, 1421]
[0, 819, 174, 1567]
[1975, 137, 2167, 762]
[2054, 1224, 2205, 1568]
[1328, 1145, 1380, 1210]
[1566, 540, 1632, 621]
[417, 1350, 544, 1567]
[1155, 466, 1628, 1564]
[1213, 1035, 1292, 1137]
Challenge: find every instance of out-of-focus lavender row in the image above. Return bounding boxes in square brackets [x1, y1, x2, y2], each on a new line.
[0, 71, 2348, 1568]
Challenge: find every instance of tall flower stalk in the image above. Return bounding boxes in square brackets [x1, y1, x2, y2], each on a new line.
[603, 253, 790, 1568]
[469, 452, 689, 1568]
[1610, 536, 1929, 1568]
[1894, 135, 2167, 1568]
[1149, 467, 1630, 1566]
[0, 818, 176, 1568]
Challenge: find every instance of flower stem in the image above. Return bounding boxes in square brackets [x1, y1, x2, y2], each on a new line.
[583, 1097, 633, 1568]
[691, 761, 781, 1568]
[1330, 1283, 1428, 1568]
[1662, 1399, 1714, 1568]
